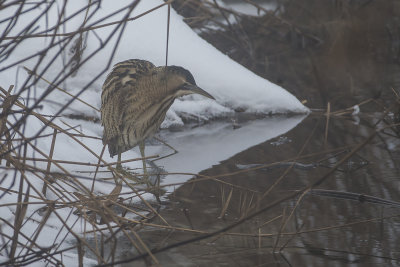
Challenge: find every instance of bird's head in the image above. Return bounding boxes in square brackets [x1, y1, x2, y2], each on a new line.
[162, 66, 215, 100]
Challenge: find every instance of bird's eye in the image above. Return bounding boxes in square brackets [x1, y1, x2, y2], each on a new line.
[180, 83, 190, 90]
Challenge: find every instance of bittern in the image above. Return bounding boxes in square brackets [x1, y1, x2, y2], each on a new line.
[101, 59, 215, 179]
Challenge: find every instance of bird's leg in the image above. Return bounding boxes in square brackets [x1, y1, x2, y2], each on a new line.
[139, 141, 149, 184]
[116, 152, 122, 171]
[114, 152, 142, 183]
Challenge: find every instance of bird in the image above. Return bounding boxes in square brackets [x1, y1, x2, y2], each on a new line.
[101, 59, 215, 179]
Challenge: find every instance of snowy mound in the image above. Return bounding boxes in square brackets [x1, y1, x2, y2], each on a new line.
[0, 0, 307, 128]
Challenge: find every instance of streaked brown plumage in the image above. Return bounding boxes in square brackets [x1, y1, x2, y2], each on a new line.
[101, 59, 215, 171]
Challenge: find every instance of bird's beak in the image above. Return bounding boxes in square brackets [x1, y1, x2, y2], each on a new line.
[183, 84, 215, 100]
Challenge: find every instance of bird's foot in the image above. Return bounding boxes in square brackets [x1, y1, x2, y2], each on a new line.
[114, 166, 142, 183]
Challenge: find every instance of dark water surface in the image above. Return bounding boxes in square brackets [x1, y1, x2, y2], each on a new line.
[117, 112, 400, 266]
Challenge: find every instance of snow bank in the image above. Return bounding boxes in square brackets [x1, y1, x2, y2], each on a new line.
[0, 0, 307, 128]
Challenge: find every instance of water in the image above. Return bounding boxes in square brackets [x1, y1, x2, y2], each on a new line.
[148, 114, 307, 192]
[107, 112, 400, 266]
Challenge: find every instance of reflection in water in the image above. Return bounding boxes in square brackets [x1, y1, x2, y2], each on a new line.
[117, 113, 400, 267]
[147, 115, 307, 191]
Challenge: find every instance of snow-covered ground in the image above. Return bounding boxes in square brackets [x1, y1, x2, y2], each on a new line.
[0, 0, 308, 265]
[1, 0, 307, 121]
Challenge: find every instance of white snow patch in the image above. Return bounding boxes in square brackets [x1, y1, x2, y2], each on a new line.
[352, 104, 360, 115]
[221, 1, 279, 17]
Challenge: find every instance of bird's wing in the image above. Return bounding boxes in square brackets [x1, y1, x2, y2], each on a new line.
[101, 59, 155, 146]
[101, 59, 156, 107]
